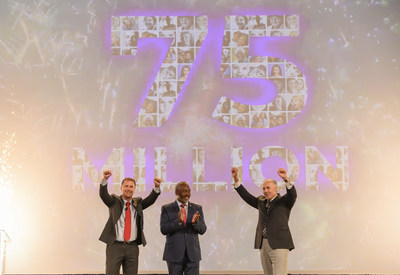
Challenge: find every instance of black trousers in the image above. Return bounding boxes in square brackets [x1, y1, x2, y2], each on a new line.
[167, 250, 199, 275]
[106, 242, 139, 275]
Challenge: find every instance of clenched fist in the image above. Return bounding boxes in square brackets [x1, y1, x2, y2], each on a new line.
[103, 170, 112, 180]
[277, 168, 288, 181]
[231, 167, 239, 183]
[153, 177, 162, 188]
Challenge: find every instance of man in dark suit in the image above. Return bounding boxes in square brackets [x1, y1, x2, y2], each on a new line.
[160, 181, 207, 275]
[99, 170, 161, 275]
[231, 167, 296, 275]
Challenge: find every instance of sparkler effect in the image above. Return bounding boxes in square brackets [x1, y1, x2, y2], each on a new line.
[0, 132, 16, 228]
[0, 133, 15, 275]
[0, 133, 16, 187]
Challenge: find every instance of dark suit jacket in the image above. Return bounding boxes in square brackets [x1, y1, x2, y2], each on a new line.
[235, 184, 296, 250]
[99, 183, 160, 246]
[160, 201, 207, 262]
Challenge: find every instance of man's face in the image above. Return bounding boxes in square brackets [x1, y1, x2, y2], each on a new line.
[160, 99, 173, 114]
[236, 16, 245, 27]
[286, 15, 298, 28]
[180, 17, 190, 29]
[288, 79, 297, 91]
[237, 35, 246, 46]
[269, 16, 282, 28]
[121, 179, 136, 200]
[233, 64, 249, 78]
[176, 184, 191, 203]
[144, 17, 154, 28]
[262, 179, 278, 200]
[196, 16, 207, 28]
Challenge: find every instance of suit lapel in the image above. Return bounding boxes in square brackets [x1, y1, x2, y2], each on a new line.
[131, 198, 138, 210]
[112, 196, 124, 225]
[268, 193, 281, 214]
[259, 196, 268, 216]
[118, 196, 124, 211]
[172, 201, 180, 213]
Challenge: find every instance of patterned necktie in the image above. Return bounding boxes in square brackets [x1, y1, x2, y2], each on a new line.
[124, 202, 131, 241]
[266, 199, 271, 215]
[181, 203, 187, 226]
[262, 200, 270, 238]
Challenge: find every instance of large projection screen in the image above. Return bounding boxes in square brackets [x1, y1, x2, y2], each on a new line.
[1, 0, 400, 273]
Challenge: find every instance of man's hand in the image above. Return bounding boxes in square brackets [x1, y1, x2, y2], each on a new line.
[277, 168, 288, 181]
[178, 207, 185, 223]
[153, 177, 162, 188]
[103, 170, 112, 180]
[231, 167, 239, 183]
[192, 211, 200, 224]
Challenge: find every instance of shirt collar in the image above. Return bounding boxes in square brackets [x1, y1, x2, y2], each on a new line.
[123, 198, 132, 204]
[269, 194, 278, 202]
[176, 200, 188, 208]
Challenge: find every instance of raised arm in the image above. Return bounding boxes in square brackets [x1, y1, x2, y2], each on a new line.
[232, 167, 259, 209]
[277, 168, 297, 208]
[99, 170, 114, 207]
[141, 177, 162, 210]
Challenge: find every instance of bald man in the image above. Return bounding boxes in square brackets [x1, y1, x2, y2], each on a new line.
[231, 167, 297, 275]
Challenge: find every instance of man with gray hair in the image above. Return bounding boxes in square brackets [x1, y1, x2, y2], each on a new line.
[231, 167, 297, 275]
[160, 181, 207, 275]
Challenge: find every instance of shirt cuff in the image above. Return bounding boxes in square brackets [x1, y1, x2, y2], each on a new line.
[233, 181, 242, 189]
[154, 187, 161, 193]
[100, 179, 108, 186]
[285, 179, 294, 189]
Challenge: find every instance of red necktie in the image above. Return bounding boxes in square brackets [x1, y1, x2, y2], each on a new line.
[181, 204, 187, 226]
[124, 202, 131, 241]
